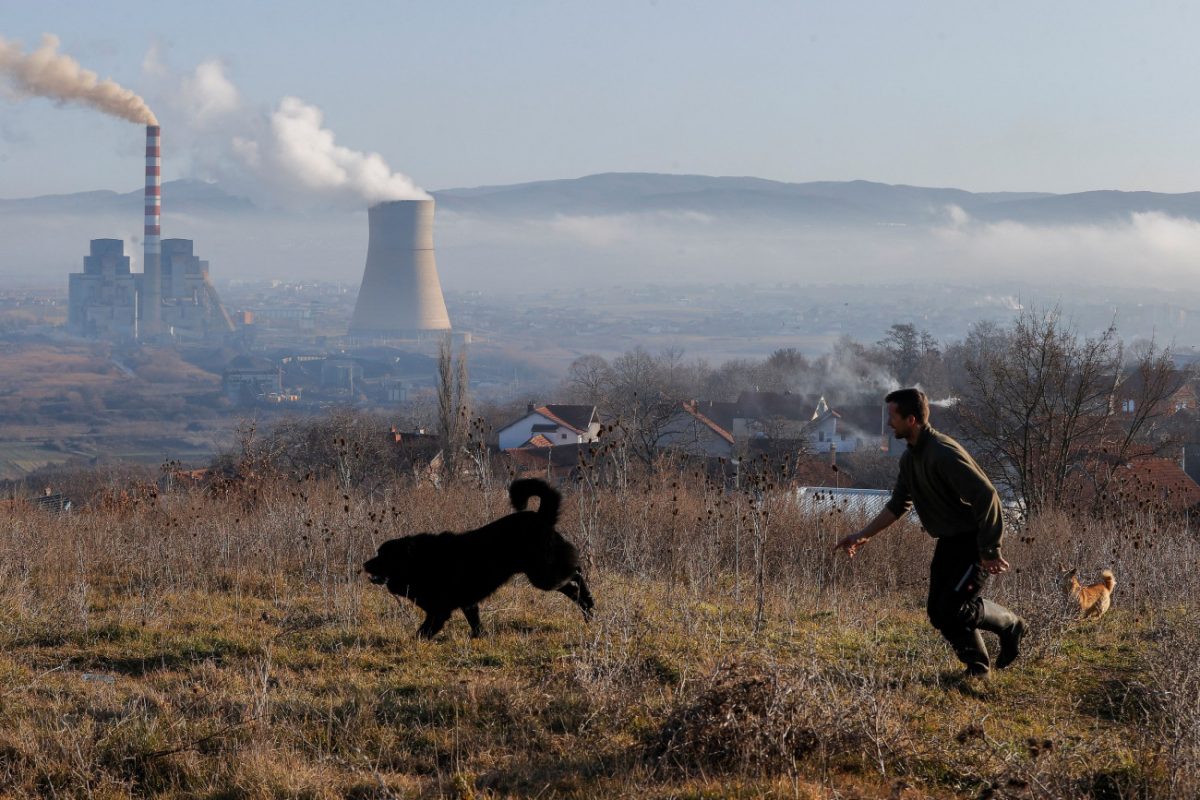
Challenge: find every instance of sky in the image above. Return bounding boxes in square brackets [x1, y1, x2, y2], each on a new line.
[3, 1, 1200, 200]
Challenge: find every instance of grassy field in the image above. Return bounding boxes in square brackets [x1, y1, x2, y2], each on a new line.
[0, 474, 1196, 798]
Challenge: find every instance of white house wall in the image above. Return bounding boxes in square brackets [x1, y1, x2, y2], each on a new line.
[498, 414, 582, 450]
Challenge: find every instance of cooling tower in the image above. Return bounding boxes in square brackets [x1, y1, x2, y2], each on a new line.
[349, 199, 451, 337]
[142, 124, 162, 335]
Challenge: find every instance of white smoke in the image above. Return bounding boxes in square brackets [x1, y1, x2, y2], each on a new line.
[0, 34, 156, 125]
[179, 60, 238, 125]
[231, 97, 428, 204]
[139, 52, 427, 207]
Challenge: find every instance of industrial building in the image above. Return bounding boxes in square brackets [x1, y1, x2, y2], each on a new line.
[160, 238, 235, 336]
[67, 237, 235, 340]
[67, 239, 139, 337]
[66, 125, 234, 341]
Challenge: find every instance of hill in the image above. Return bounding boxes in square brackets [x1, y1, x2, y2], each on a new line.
[9, 173, 1200, 226]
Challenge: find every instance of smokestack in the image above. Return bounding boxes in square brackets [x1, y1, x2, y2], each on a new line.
[142, 124, 162, 335]
[349, 199, 451, 337]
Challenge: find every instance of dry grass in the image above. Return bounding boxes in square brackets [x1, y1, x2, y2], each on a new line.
[0, 471, 1197, 798]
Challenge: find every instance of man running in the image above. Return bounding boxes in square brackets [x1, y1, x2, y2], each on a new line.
[834, 388, 1026, 677]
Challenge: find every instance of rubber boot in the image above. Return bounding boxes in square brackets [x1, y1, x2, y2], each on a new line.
[977, 599, 1026, 670]
[949, 629, 991, 676]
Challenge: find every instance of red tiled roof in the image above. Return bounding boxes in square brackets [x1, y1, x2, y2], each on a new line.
[683, 401, 735, 444]
[503, 442, 602, 476]
[524, 434, 555, 448]
[1112, 456, 1200, 511]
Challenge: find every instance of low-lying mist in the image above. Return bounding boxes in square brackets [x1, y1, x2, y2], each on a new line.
[6, 204, 1200, 299]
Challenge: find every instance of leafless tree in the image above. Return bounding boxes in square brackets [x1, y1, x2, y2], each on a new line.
[604, 348, 689, 464]
[956, 306, 1180, 515]
[564, 347, 708, 466]
[563, 354, 612, 405]
[437, 335, 470, 476]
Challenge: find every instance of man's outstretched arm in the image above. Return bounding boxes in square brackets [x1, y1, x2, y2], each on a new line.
[833, 508, 898, 557]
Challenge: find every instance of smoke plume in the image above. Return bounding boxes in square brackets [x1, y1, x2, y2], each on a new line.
[179, 60, 238, 125]
[0, 34, 156, 125]
[140, 52, 428, 207]
[230, 96, 429, 205]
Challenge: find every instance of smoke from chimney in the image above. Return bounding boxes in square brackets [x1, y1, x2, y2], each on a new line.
[0, 34, 156, 125]
[230, 96, 428, 205]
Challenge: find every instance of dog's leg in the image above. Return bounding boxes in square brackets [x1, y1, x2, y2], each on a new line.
[417, 610, 451, 639]
[462, 605, 482, 638]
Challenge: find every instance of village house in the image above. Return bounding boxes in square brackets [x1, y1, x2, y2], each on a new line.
[805, 402, 889, 454]
[502, 442, 603, 483]
[496, 404, 601, 450]
[1068, 452, 1200, 525]
[655, 400, 736, 458]
[1113, 368, 1200, 416]
[729, 391, 888, 455]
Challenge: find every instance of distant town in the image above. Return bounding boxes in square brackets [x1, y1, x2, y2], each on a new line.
[5, 262, 1200, 485]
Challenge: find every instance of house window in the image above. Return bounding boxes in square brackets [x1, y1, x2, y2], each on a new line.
[1177, 400, 1189, 411]
[561, 433, 568, 440]
[1122, 399, 1135, 413]
[818, 431, 826, 442]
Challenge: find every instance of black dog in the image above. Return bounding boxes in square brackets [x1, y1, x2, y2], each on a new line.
[363, 479, 595, 638]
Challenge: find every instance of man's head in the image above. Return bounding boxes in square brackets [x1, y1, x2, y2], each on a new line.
[885, 388, 929, 441]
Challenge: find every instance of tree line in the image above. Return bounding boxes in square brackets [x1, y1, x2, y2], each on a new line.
[551, 307, 1192, 516]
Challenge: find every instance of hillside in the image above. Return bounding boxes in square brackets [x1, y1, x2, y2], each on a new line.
[0, 470, 1195, 798]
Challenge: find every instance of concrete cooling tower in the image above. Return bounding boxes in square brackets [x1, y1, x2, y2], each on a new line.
[349, 199, 451, 338]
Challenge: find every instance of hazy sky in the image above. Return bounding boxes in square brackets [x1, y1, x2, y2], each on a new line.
[3, 1, 1200, 198]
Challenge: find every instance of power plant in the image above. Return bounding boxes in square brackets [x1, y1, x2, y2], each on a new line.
[349, 199, 452, 339]
[67, 124, 234, 341]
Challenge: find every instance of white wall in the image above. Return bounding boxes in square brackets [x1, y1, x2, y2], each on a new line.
[498, 414, 578, 450]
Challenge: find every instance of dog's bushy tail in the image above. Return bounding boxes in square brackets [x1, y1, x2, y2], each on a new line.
[510, 478, 560, 522]
[1100, 569, 1115, 590]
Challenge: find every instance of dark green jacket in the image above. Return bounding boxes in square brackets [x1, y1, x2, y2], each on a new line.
[884, 425, 1004, 560]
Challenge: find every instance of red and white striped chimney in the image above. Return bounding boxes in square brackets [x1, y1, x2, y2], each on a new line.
[142, 124, 162, 335]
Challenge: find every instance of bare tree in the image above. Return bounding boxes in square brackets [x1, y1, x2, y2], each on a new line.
[957, 306, 1179, 515]
[437, 335, 470, 476]
[563, 354, 612, 404]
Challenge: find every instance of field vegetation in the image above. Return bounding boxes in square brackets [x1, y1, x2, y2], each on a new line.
[1, 446, 1197, 799]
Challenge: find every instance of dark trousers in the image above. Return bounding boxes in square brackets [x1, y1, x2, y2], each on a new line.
[927, 533, 990, 671]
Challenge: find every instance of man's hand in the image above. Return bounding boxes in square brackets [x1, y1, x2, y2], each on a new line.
[981, 556, 1010, 575]
[833, 531, 870, 558]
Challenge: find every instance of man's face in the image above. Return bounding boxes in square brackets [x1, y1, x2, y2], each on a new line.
[887, 402, 917, 440]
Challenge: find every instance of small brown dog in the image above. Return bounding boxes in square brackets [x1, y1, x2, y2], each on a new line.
[1061, 567, 1115, 618]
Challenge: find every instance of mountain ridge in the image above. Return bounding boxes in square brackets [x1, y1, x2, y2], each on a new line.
[5, 174, 1200, 226]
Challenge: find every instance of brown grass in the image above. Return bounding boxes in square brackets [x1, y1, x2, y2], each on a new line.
[0, 471, 1196, 798]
